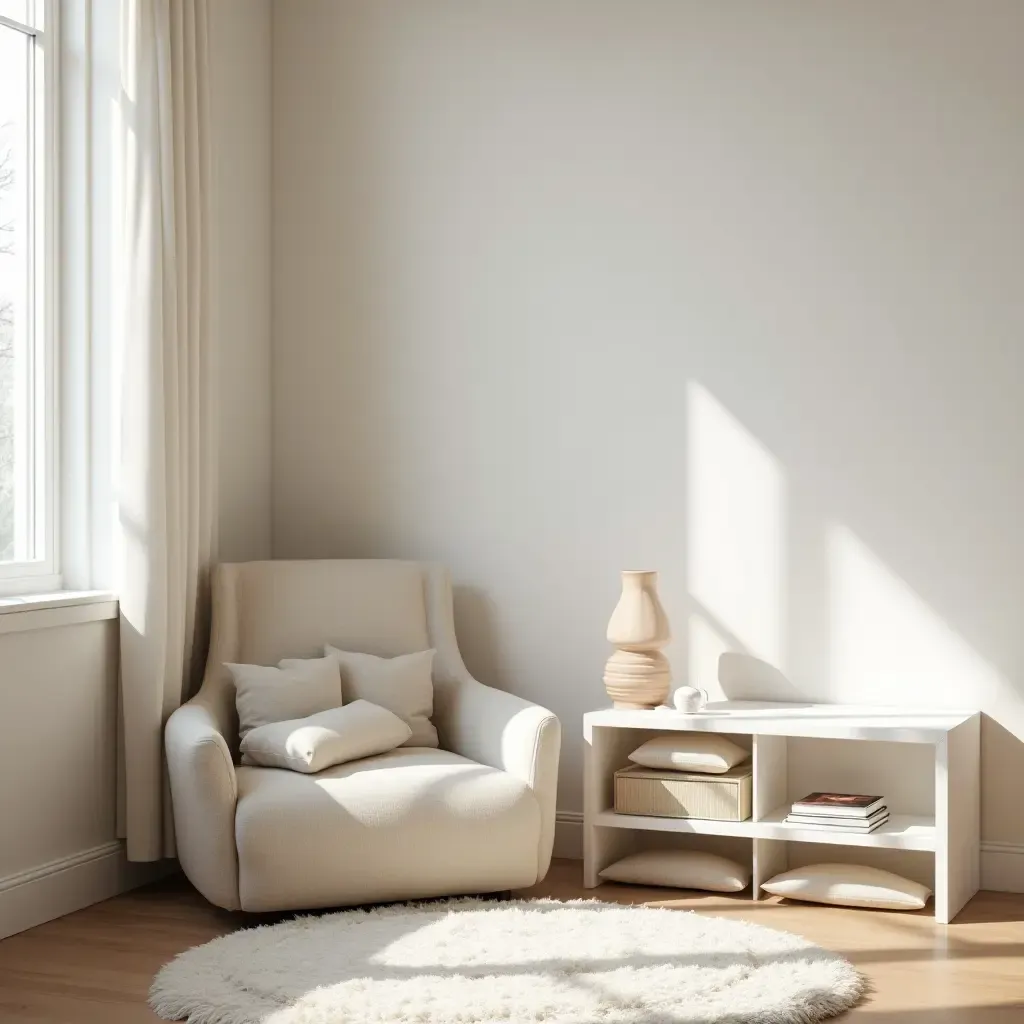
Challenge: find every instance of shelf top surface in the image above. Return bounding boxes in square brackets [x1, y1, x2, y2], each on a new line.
[585, 701, 977, 741]
[757, 807, 936, 843]
[593, 807, 936, 850]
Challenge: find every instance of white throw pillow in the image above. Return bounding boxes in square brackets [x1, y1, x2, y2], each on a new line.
[761, 863, 931, 911]
[628, 734, 749, 774]
[600, 849, 750, 893]
[227, 656, 342, 743]
[239, 700, 412, 773]
[324, 646, 437, 747]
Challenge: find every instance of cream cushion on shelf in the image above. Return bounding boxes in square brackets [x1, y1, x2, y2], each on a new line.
[324, 645, 437, 747]
[227, 656, 343, 743]
[600, 849, 750, 893]
[239, 700, 412, 773]
[761, 863, 932, 910]
[628, 733, 748, 774]
[234, 747, 541, 911]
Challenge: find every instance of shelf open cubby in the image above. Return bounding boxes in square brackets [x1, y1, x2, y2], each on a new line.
[583, 702, 980, 922]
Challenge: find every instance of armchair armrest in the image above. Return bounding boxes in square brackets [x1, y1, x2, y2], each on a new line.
[165, 696, 241, 910]
[434, 676, 561, 881]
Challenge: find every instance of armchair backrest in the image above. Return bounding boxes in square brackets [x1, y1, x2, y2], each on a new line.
[196, 559, 470, 749]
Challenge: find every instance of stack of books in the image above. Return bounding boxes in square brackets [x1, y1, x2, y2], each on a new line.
[785, 792, 889, 833]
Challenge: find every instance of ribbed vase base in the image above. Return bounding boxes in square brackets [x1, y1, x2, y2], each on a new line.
[603, 649, 670, 710]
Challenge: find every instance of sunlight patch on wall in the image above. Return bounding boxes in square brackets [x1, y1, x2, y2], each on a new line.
[687, 382, 785, 667]
[828, 524, 1003, 708]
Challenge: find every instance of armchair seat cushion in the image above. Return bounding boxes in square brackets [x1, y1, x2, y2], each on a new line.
[234, 747, 541, 911]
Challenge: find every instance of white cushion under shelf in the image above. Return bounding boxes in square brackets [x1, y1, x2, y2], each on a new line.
[760, 863, 932, 910]
[600, 849, 750, 892]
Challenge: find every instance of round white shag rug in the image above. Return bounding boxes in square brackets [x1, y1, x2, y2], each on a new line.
[150, 897, 865, 1024]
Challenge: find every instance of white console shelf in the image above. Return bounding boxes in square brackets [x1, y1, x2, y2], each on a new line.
[583, 701, 980, 923]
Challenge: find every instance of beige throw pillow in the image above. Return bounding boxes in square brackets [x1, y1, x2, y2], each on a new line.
[239, 700, 412, 773]
[227, 656, 342, 743]
[324, 646, 437, 747]
[628, 733, 749, 774]
[761, 863, 931, 910]
[600, 849, 750, 893]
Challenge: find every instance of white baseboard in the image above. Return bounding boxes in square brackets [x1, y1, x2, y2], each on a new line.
[555, 812, 1024, 894]
[554, 810, 583, 862]
[0, 841, 176, 940]
[980, 841, 1024, 893]
[5, 823, 1020, 939]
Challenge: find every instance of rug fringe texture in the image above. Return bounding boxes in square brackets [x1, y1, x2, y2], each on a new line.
[149, 896, 867, 1023]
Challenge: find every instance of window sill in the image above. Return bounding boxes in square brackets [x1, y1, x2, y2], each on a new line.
[0, 590, 118, 635]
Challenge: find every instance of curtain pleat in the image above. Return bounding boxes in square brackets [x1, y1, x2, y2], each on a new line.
[117, 0, 215, 862]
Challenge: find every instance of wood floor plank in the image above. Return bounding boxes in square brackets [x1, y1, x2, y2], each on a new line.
[1, 859, 1022, 1021]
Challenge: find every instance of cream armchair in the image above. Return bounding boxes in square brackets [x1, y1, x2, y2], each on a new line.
[165, 560, 560, 912]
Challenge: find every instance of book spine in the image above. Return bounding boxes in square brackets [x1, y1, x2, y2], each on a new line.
[790, 804, 884, 818]
[786, 812, 887, 823]
[784, 818, 888, 832]
[786, 819, 884, 827]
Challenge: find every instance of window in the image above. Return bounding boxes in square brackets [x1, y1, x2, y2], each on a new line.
[0, 1, 56, 591]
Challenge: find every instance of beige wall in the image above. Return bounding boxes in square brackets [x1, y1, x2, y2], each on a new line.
[211, 0, 274, 563]
[0, 621, 118, 881]
[271, 0, 1024, 870]
[0, 617, 144, 938]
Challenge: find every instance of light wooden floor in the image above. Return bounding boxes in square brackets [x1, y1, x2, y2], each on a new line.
[1, 860, 1023, 1022]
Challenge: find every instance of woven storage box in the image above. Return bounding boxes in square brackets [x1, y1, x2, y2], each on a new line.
[614, 762, 753, 821]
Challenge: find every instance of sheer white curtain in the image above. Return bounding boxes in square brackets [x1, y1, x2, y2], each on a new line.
[117, 0, 215, 862]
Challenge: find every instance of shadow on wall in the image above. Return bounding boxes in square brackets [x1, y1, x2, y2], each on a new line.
[685, 381, 1024, 845]
[452, 585, 505, 689]
[718, 653, 807, 703]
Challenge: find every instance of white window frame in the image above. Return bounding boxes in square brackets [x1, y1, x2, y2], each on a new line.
[0, 0, 59, 596]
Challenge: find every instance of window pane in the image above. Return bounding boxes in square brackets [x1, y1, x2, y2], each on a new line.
[0, 2, 30, 26]
[0, 26, 29, 563]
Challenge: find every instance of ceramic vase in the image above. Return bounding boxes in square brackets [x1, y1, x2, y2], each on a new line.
[603, 570, 671, 709]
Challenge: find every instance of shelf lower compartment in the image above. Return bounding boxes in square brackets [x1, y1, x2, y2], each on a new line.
[593, 807, 936, 851]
